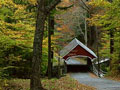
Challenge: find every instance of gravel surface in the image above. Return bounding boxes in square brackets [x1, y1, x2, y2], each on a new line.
[70, 72, 120, 90]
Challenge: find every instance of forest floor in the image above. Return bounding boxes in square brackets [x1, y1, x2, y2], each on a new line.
[105, 76, 120, 82]
[0, 75, 96, 90]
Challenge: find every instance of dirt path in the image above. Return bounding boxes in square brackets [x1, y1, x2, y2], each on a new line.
[70, 72, 120, 90]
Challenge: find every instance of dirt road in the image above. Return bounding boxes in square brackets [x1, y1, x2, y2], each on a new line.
[70, 72, 120, 90]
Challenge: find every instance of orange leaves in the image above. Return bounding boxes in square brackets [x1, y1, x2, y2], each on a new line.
[64, 0, 69, 3]
[42, 75, 96, 90]
[61, 25, 69, 32]
[56, 27, 62, 31]
[57, 0, 73, 10]
[57, 25, 69, 32]
[56, 23, 74, 36]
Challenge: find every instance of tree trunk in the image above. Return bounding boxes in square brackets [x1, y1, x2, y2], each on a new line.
[110, 29, 114, 70]
[30, 0, 61, 89]
[58, 53, 61, 78]
[30, 2, 47, 90]
[48, 15, 52, 79]
[48, 16, 55, 79]
[110, 30, 114, 54]
[84, 13, 87, 46]
[95, 26, 100, 77]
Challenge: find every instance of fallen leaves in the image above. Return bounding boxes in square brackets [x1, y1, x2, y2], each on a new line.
[42, 75, 96, 90]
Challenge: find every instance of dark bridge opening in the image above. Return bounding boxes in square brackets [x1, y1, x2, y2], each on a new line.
[67, 65, 89, 72]
[65, 57, 92, 73]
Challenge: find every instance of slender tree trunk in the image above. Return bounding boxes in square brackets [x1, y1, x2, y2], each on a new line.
[48, 15, 54, 79]
[110, 30, 114, 54]
[48, 15, 52, 79]
[30, 1, 47, 90]
[84, 13, 87, 46]
[95, 26, 100, 77]
[110, 29, 114, 70]
[58, 53, 61, 78]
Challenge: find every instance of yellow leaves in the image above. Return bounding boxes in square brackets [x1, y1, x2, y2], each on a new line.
[1, 22, 34, 45]
[87, 14, 102, 26]
[14, 6, 27, 18]
[3, 0, 16, 8]
[15, 4, 26, 10]
[0, 0, 3, 8]
[1, 0, 26, 11]
[0, 20, 6, 30]
[0, 0, 35, 48]
[43, 36, 57, 48]
[5, 30, 24, 38]
[43, 38, 48, 47]
[88, 0, 110, 8]
[88, 0, 113, 27]
[28, 0, 37, 5]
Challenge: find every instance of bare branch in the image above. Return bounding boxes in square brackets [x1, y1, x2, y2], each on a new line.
[46, 0, 61, 13]
[78, 3, 89, 13]
[81, 0, 89, 10]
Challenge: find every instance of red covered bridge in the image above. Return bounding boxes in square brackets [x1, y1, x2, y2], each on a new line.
[60, 38, 97, 72]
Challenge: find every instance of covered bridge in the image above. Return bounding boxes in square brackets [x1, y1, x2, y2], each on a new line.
[60, 38, 97, 72]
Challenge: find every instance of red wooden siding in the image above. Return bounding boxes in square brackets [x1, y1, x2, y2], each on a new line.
[63, 45, 95, 60]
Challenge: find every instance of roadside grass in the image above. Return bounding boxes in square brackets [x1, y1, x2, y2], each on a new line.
[105, 72, 120, 82]
[105, 76, 120, 82]
[0, 75, 96, 90]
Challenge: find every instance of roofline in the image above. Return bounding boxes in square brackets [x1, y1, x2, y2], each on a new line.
[60, 38, 97, 60]
[60, 43, 78, 59]
[75, 38, 97, 58]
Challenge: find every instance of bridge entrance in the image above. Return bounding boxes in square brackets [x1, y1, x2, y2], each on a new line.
[60, 38, 97, 73]
[65, 57, 92, 72]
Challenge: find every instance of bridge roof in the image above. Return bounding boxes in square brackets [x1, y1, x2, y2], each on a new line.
[60, 38, 97, 61]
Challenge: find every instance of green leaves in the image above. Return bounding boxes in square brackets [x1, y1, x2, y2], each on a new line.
[89, 0, 120, 30]
[89, 0, 120, 75]
[0, 0, 36, 78]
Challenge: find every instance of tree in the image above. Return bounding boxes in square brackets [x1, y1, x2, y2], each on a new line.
[88, 0, 120, 74]
[0, 0, 37, 78]
[30, 0, 61, 90]
[48, 14, 55, 79]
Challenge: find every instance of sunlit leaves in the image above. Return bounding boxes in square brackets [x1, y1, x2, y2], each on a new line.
[28, 0, 37, 5]
[89, 0, 120, 74]
[0, 0, 35, 47]
[89, 0, 120, 30]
